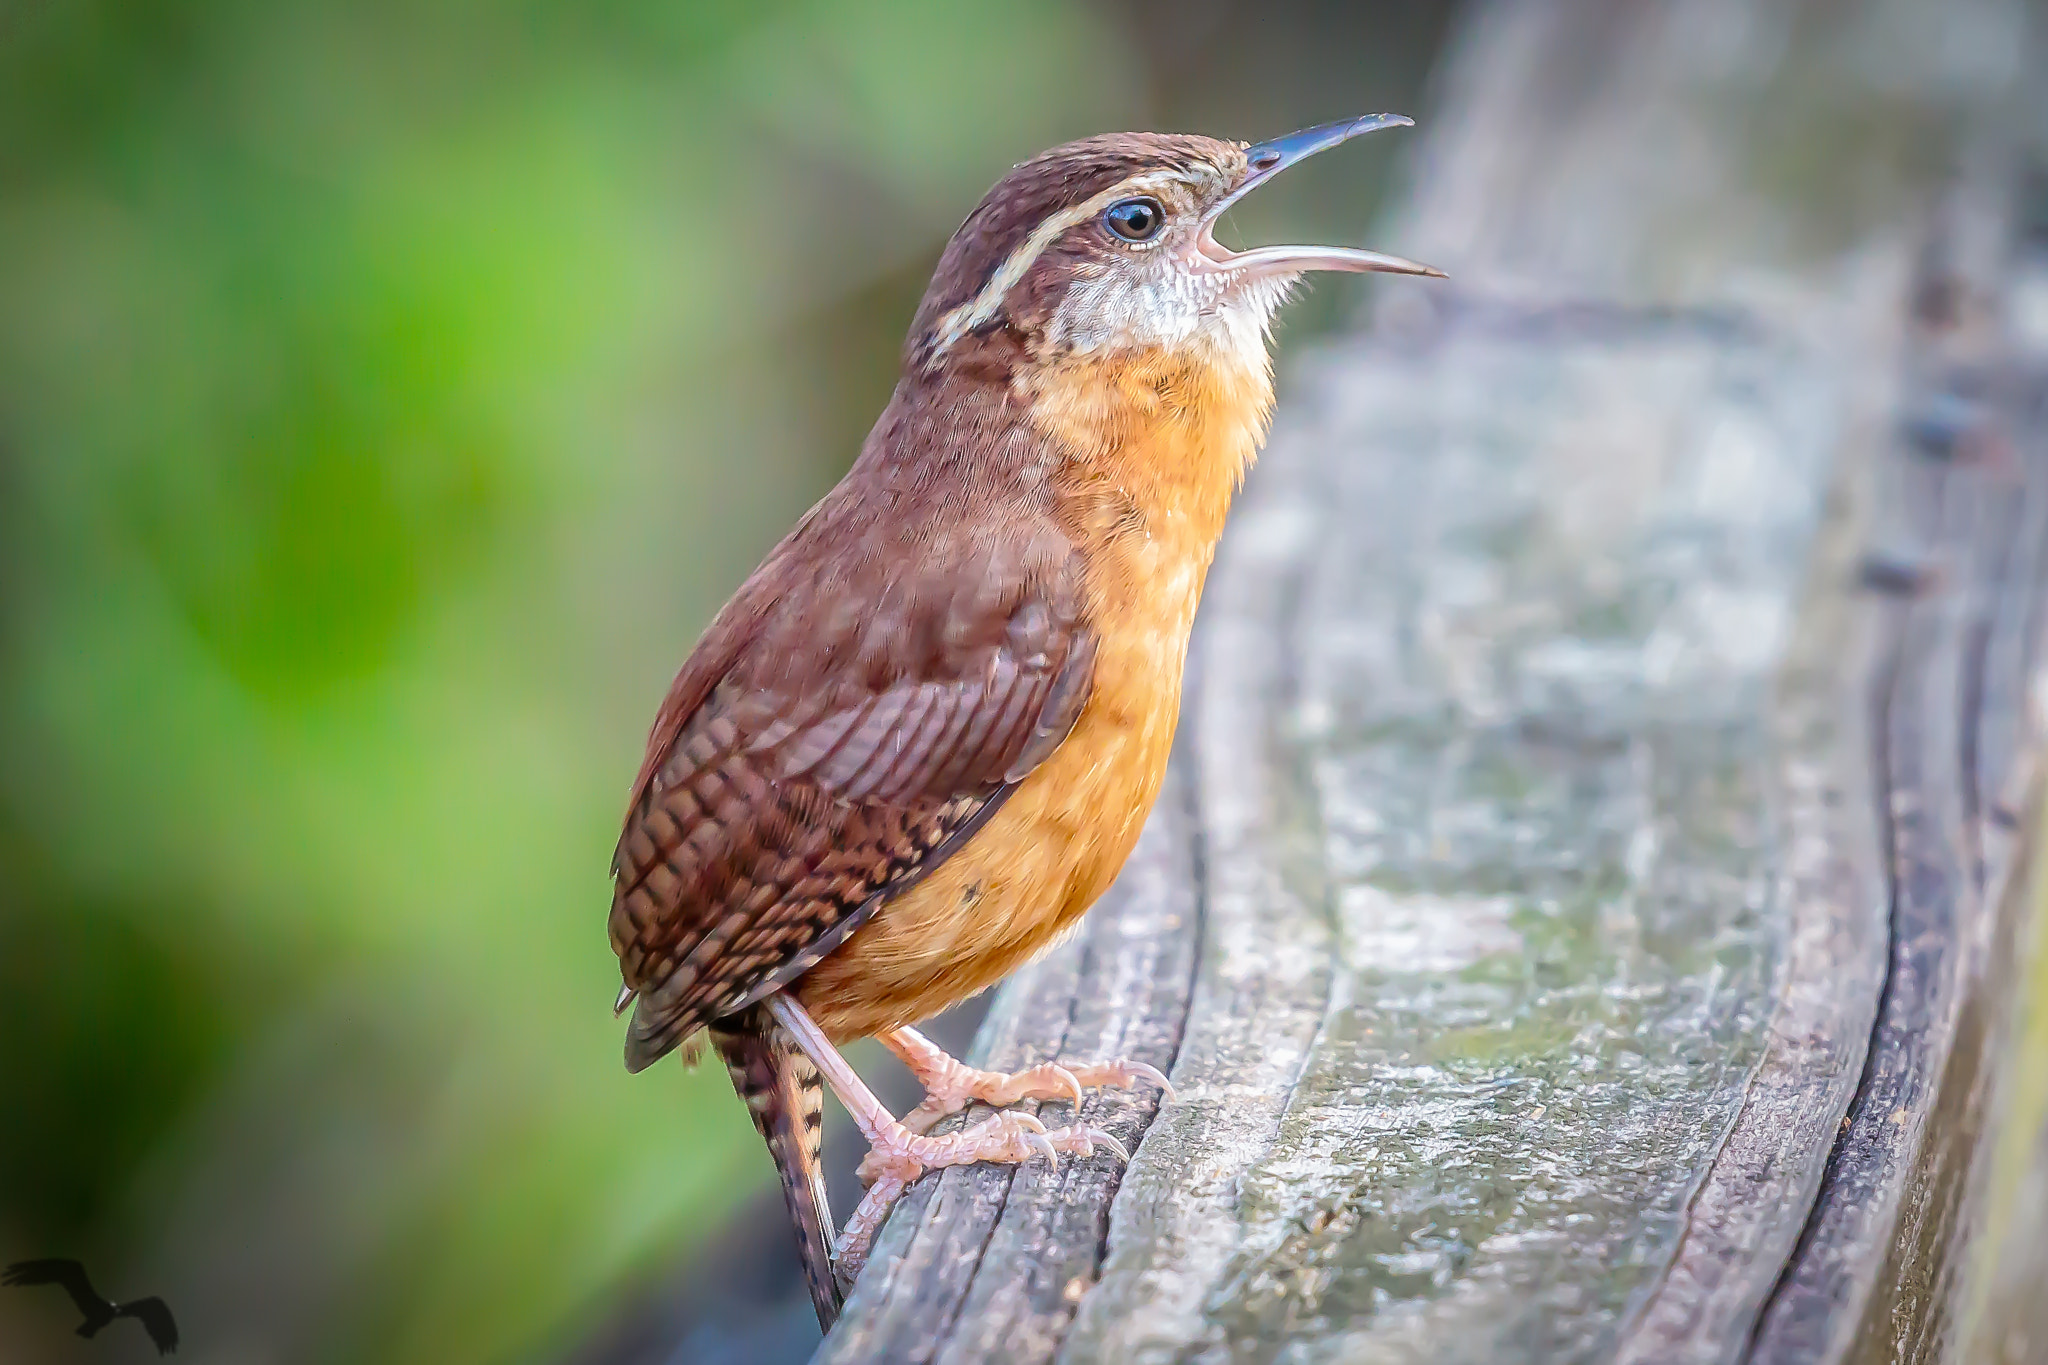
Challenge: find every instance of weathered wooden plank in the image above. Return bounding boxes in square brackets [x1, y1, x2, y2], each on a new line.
[1748, 180, 2048, 1365]
[820, 1, 2045, 1361]
[1958, 241, 2048, 1365]
[1961, 828, 2048, 1365]
[1610, 362, 1889, 1365]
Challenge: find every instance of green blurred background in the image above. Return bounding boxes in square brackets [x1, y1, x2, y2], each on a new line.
[0, 2, 1454, 1361]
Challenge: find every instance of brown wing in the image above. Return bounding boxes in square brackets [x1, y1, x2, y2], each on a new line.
[610, 563, 1093, 1071]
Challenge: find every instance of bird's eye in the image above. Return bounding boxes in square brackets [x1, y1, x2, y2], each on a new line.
[1103, 197, 1165, 243]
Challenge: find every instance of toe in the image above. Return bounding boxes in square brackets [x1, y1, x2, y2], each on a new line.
[1069, 1058, 1174, 1100]
[1041, 1124, 1130, 1164]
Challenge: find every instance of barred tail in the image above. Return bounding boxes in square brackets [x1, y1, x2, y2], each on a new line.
[711, 1004, 843, 1329]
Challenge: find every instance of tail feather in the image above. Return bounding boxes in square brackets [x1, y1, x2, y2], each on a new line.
[711, 1004, 842, 1329]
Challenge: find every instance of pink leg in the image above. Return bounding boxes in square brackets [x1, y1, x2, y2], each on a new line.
[879, 1025, 1175, 1135]
[765, 996, 1131, 1286]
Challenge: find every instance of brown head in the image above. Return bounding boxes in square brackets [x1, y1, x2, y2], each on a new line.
[903, 115, 1443, 384]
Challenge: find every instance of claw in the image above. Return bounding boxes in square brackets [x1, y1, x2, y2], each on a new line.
[1092, 1129, 1131, 1164]
[1050, 1064, 1085, 1112]
[1122, 1061, 1175, 1102]
[1026, 1130, 1059, 1165]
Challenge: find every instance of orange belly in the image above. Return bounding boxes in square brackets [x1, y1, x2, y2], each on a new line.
[794, 342, 1270, 1042]
[794, 584, 1195, 1042]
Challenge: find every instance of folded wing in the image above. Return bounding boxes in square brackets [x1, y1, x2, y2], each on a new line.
[610, 573, 1094, 1069]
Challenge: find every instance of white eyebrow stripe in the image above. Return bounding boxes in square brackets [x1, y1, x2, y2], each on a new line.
[925, 168, 1203, 365]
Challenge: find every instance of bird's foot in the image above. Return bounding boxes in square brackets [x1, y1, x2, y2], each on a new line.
[882, 1026, 1175, 1135]
[759, 998, 1169, 1292]
[835, 1108, 1126, 1282]
[853, 1106, 1126, 1185]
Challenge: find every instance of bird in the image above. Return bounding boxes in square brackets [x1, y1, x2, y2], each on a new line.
[608, 114, 1443, 1328]
[3, 1258, 179, 1355]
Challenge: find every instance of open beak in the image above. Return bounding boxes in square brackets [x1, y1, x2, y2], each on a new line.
[1193, 114, 1445, 279]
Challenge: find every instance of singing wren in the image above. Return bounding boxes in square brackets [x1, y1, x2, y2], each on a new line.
[609, 116, 1441, 1327]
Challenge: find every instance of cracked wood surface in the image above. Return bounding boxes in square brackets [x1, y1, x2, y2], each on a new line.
[818, 2, 2048, 1362]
